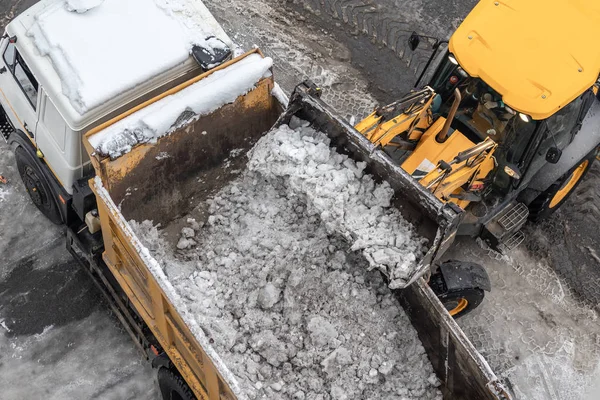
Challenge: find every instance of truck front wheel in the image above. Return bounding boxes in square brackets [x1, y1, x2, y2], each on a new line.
[157, 367, 196, 400]
[14, 146, 63, 225]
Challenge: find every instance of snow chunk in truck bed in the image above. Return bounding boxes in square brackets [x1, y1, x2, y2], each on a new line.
[28, 0, 229, 114]
[130, 123, 439, 399]
[249, 123, 428, 288]
[88, 53, 273, 159]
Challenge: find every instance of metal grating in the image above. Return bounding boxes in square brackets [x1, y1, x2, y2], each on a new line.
[500, 230, 525, 252]
[0, 120, 13, 141]
[498, 203, 529, 231]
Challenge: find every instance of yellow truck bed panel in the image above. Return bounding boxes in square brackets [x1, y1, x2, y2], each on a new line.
[86, 53, 282, 399]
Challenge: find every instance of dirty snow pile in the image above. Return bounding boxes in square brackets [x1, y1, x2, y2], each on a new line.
[248, 122, 428, 288]
[88, 54, 272, 159]
[27, 0, 232, 114]
[133, 122, 439, 399]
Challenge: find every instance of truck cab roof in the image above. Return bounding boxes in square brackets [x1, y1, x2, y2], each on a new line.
[449, 0, 600, 120]
[7, 0, 233, 132]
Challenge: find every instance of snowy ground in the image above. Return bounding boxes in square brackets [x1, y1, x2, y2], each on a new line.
[2, 0, 600, 399]
[0, 139, 159, 399]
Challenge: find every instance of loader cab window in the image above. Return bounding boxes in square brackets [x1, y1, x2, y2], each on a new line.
[543, 96, 584, 151]
[3, 42, 39, 110]
[430, 53, 539, 149]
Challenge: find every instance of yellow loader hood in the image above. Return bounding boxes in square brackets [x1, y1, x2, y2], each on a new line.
[449, 0, 600, 120]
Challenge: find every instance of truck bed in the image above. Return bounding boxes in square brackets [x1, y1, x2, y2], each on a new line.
[86, 58, 510, 399]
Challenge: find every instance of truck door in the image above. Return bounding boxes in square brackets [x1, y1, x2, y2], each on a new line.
[0, 38, 40, 143]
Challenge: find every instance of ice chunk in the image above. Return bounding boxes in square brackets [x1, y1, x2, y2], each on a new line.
[177, 237, 196, 250]
[181, 227, 195, 239]
[307, 316, 338, 348]
[257, 283, 281, 309]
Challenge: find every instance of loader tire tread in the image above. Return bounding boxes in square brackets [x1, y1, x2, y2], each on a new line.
[289, 0, 433, 75]
[529, 149, 597, 222]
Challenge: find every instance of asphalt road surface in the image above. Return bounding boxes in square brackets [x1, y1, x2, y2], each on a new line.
[1, 0, 599, 399]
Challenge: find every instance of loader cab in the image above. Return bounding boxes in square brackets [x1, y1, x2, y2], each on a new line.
[427, 50, 595, 201]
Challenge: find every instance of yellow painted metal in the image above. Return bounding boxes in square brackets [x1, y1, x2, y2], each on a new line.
[83, 51, 281, 400]
[356, 99, 497, 210]
[449, 298, 469, 317]
[401, 118, 472, 174]
[355, 94, 434, 146]
[92, 181, 224, 400]
[549, 159, 589, 208]
[450, 0, 600, 120]
[408, 128, 495, 209]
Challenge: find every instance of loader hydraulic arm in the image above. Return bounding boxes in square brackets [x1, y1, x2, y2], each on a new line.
[355, 87, 435, 149]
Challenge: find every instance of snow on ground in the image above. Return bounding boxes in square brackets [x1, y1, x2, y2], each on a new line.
[27, 0, 228, 114]
[0, 313, 158, 400]
[88, 53, 273, 158]
[130, 123, 439, 399]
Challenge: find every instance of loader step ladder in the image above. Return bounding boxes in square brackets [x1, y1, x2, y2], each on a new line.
[0, 108, 14, 142]
[497, 202, 529, 232]
[500, 230, 525, 252]
[483, 202, 529, 253]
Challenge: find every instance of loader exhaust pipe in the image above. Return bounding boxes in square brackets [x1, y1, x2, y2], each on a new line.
[436, 88, 462, 143]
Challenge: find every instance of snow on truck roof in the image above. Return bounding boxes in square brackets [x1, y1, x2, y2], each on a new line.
[8, 0, 233, 131]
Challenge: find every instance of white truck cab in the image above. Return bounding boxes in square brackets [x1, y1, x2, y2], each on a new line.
[1, 0, 233, 224]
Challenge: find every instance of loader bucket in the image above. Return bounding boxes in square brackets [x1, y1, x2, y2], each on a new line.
[276, 81, 464, 288]
[278, 82, 511, 400]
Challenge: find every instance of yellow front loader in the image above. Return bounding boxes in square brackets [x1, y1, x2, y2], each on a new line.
[355, 0, 600, 256]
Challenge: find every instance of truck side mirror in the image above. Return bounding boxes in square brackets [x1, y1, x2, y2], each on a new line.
[409, 32, 421, 51]
[546, 147, 562, 164]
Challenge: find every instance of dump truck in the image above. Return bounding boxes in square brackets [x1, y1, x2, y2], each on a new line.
[5, 0, 595, 399]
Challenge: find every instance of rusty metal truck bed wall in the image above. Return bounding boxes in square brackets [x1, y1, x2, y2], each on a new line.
[96, 82, 280, 226]
[399, 280, 511, 400]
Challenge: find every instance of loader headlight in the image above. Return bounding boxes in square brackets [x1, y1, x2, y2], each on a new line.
[448, 54, 459, 65]
[519, 113, 531, 123]
[504, 165, 522, 180]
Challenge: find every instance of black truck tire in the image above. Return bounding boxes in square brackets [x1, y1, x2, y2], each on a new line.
[528, 149, 597, 222]
[157, 367, 196, 400]
[14, 146, 63, 225]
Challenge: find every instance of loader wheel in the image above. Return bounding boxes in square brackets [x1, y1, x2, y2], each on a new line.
[157, 368, 196, 400]
[438, 289, 484, 318]
[529, 150, 596, 222]
[14, 146, 63, 225]
[429, 270, 485, 319]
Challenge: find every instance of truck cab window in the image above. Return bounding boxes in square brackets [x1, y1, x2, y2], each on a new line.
[3, 42, 39, 109]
